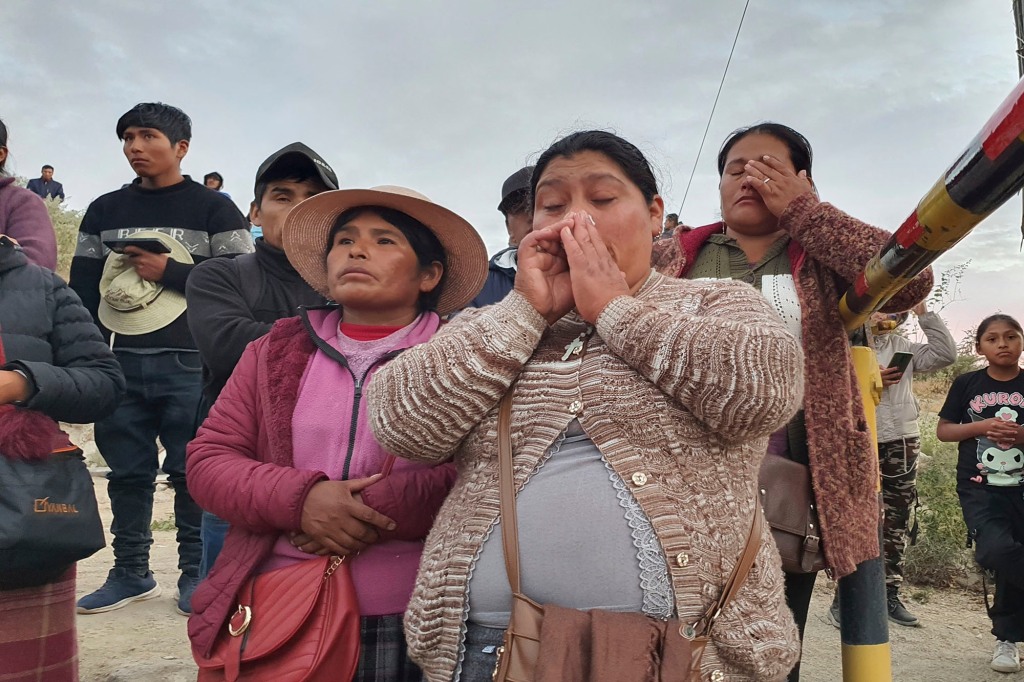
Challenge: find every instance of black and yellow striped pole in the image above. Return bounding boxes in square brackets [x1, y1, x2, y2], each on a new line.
[839, 347, 889, 681]
[840, 75, 1024, 330]
[835, 75, 1024, 681]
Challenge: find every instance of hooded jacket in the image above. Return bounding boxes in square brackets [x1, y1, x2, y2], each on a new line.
[873, 311, 956, 441]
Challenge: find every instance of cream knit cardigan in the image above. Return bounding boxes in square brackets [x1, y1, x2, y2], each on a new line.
[368, 271, 804, 682]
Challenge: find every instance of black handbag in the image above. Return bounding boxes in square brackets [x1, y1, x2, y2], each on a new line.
[0, 447, 106, 589]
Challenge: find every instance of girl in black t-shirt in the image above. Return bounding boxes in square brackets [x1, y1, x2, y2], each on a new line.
[938, 313, 1024, 673]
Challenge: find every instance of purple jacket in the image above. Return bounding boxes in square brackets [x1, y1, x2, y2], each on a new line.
[186, 311, 456, 657]
[0, 177, 57, 271]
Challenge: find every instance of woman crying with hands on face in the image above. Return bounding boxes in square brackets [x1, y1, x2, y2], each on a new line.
[367, 130, 806, 682]
[653, 122, 934, 682]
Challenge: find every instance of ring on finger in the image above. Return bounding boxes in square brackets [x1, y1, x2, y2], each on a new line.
[763, 178, 771, 185]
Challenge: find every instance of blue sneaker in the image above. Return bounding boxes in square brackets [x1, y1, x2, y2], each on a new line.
[76, 568, 161, 614]
[175, 573, 200, 616]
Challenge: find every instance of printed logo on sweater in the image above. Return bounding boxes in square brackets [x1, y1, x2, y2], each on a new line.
[77, 228, 256, 259]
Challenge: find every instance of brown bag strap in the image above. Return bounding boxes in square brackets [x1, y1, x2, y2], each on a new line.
[497, 391, 522, 594]
[379, 454, 396, 478]
[496, 388, 763, 632]
[693, 507, 763, 637]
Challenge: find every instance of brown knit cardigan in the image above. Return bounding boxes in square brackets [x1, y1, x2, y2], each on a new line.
[369, 274, 804, 682]
[652, 193, 934, 578]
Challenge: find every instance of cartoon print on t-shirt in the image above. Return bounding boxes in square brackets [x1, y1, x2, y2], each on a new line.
[970, 407, 1024, 486]
[995, 406, 1018, 423]
[977, 444, 1024, 486]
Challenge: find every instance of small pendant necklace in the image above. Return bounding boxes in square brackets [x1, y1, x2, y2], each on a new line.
[561, 326, 594, 361]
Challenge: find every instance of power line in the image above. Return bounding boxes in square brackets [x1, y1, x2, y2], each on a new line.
[677, 0, 752, 218]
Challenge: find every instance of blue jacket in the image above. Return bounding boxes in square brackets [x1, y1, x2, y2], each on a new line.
[26, 178, 64, 201]
[467, 247, 516, 308]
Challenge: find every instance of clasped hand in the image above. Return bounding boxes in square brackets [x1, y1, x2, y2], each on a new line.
[514, 211, 630, 325]
[981, 417, 1022, 450]
[292, 476, 396, 556]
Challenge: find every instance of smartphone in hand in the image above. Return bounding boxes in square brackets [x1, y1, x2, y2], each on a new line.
[887, 351, 914, 374]
[103, 237, 172, 254]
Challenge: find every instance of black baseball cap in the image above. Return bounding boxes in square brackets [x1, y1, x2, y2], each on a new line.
[497, 166, 534, 213]
[254, 142, 339, 193]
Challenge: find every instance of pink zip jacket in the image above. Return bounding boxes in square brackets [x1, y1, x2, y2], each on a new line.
[186, 308, 456, 657]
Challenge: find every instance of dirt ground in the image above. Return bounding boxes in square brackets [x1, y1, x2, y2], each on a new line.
[74, 474, 1019, 681]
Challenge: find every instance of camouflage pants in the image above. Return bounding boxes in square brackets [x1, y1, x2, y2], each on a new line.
[879, 437, 920, 587]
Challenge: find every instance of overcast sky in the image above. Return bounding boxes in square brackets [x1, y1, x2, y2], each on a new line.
[1, 0, 1019, 339]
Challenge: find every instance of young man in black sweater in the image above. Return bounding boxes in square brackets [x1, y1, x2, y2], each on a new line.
[69, 102, 252, 616]
[185, 143, 336, 574]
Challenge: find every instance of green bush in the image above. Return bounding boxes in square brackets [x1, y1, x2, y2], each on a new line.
[7, 177, 80, 281]
[44, 197, 82, 281]
[904, 412, 976, 586]
[918, 332, 980, 386]
[151, 515, 176, 532]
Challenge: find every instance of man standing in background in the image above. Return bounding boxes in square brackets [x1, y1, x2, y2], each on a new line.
[186, 142, 336, 574]
[660, 213, 679, 239]
[26, 165, 64, 201]
[203, 171, 231, 200]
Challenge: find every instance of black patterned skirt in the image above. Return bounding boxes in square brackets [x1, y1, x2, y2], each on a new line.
[354, 614, 424, 682]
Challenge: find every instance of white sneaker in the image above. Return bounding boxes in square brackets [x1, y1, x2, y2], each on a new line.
[991, 640, 1020, 673]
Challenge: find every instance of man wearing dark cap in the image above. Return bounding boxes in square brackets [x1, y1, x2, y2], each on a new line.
[185, 142, 337, 574]
[660, 213, 679, 239]
[468, 165, 533, 307]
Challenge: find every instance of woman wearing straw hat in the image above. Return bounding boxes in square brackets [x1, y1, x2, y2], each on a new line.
[186, 186, 488, 681]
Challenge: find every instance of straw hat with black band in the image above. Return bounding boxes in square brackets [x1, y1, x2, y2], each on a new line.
[282, 186, 488, 316]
